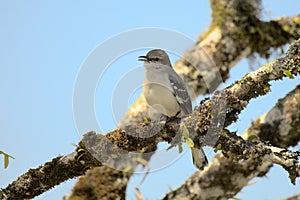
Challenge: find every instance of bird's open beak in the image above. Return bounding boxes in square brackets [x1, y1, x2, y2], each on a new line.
[138, 55, 148, 61]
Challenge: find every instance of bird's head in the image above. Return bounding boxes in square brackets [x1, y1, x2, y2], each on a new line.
[138, 49, 172, 66]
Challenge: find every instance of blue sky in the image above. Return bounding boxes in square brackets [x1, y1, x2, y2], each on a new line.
[0, 1, 299, 199]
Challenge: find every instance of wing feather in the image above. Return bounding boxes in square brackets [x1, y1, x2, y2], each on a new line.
[168, 72, 192, 115]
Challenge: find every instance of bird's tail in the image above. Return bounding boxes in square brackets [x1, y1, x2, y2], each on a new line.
[191, 147, 208, 170]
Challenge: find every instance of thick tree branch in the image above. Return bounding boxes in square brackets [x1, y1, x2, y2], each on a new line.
[111, 10, 300, 199]
[2, 1, 299, 199]
[70, 1, 300, 198]
[119, 8, 300, 131]
[244, 85, 300, 148]
[163, 129, 300, 200]
[70, 166, 129, 200]
[2, 37, 299, 199]
[163, 84, 300, 199]
[0, 149, 100, 200]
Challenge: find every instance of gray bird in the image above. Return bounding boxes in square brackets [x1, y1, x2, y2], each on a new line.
[138, 49, 208, 170]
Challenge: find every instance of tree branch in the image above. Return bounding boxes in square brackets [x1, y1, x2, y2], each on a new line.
[70, 1, 300, 198]
[244, 85, 300, 148]
[162, 84, 300, 199]
[283, 194, 300, 200]
[119, 6, 300, 130]
[2, 1, 299, 199]
[163, 129, 300, 200]
[0, 148, 100, 199]
[2, 36, 299, 199]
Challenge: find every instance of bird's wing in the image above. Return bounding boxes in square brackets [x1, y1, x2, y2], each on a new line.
[168, 72, 193, 115]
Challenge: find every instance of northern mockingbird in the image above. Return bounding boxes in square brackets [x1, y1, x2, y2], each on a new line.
[138, 49, 208, 170]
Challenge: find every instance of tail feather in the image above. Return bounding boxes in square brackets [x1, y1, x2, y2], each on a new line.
[191, 147, 208, 170]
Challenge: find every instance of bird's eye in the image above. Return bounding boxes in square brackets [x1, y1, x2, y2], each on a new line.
[154, 58, 159, 61]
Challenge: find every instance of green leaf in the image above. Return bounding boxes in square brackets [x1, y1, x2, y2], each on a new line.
[0, 151, 15, 168]
[133, 157, 148, 166]
[249, 153, 253, 159]
[247, 134, 259, 141]
[178, 143, 183, 154]
[77, 148, 85, 153]
[143, 117, 149, 124]
[140, 147, 146, 153]
[182, 125, 189, 139]
[123, 165, 132, 174]
[214, 143, 222, 153]
[4, 154, 9, 168]
[186, 138, 194, 148]
[294, 16, 300, 24]
[182, 125, 194, 148]
[283, 70, 294, 79]
[249, 26, 256, 34]
[282, 25, 290, 32]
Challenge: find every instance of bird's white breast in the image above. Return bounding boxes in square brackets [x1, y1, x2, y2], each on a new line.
[143, 67, 180, 117]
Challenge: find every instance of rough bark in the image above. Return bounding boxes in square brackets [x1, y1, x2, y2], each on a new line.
[1, 36, 299, 199]
[69, 166, 129, 200]
[71, 0, 300, 198]
[1, 1, 300, 199]
[163, 85, 300, 200]
[120, 11, 300, 131]
[244, 85, 300, 148]
[0, 150, 100, 200]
